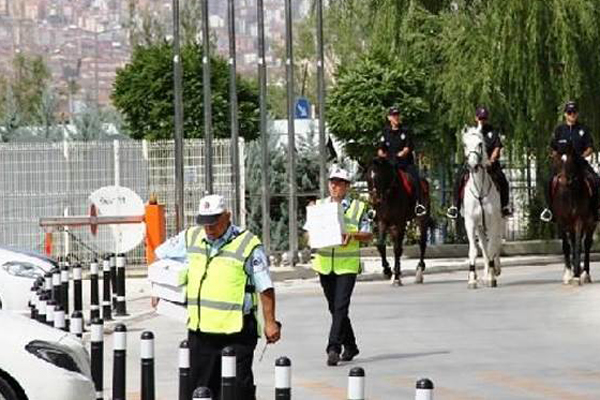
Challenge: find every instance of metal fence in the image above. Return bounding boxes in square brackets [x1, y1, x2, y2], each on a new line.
[0, 139, 244, 264]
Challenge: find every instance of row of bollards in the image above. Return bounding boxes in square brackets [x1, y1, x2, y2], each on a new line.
[86, 325, 434, 400]
[29, 253, 129, 331]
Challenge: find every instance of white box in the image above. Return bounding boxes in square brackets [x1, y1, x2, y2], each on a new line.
[151, 282, 186, 303]
[305, 201, 346, 249]
[156, 299, 188, 323]
[148, 259, 187, 287]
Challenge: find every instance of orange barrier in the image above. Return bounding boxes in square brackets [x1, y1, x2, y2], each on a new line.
[145, 201, 166, 265]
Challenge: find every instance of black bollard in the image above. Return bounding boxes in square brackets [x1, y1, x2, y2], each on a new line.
[30, 284, 38, 319]
[115, 254, 128, 316]
[112, 324, 127, 400]
[44, 271, 52, 292]
[52, 267, 61, 307]
[70, 311, 84, 339]
[178, 340, 190, 400]
[192, 387, 212, 400]
[221, 346, 236, 400]
[37, 292, 47, 324]
[275, 356, 292, 400]
[347, 367, 365, 400]
[73, 263, 83, 313]
[415, 378, 434, 400]
[141, 331, 155, 400]
[45, 299, 56, 326]
[61, 262, 70, 317]
[90, 260, 100, 320]
[102, 257, 112, 321]
[54, 305, 66, 331]
[110, 254, 117, 309]
[91, 318, 104, 400]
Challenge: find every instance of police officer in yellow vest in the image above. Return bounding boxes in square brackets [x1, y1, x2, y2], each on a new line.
[306, 167, 372, 366]
[155, 194, 281, 399]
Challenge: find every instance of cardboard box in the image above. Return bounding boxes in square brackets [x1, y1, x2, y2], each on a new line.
[156, 299, 187, 323]
[148, 259, 187, 287]
[305, 201, 346, 249]
[151, 282, 186, 303]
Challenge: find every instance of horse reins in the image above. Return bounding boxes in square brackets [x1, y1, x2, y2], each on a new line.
[467, 150, 494, 237]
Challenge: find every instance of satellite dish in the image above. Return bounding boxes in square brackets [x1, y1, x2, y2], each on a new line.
[89, 186, 146, 253]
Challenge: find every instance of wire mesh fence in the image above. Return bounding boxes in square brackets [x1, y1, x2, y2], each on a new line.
[0, 139, 243, 264]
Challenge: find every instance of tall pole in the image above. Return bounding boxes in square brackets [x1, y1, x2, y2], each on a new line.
[284, 0, 297, 266]
[316, 0, 327, 197]
[202, 0, 214, 194]
[94, 31, 99, 109]
[257, 0, 270, 252]
[172, 0, 185, 231]
[228, 0, 240, 224]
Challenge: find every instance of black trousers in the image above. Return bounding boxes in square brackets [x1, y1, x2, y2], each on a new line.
[453, 162, 509, 209]
[319, 273, 358, 354]
[188, 315, 259, 400]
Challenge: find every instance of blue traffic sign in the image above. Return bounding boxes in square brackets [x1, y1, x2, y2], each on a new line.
[295, 97, 311, 119]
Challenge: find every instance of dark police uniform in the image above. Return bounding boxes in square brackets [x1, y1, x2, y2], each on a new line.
[545, 122, 599, 213]
[378, 123, 423, 203]
[451, 123, 510, 212]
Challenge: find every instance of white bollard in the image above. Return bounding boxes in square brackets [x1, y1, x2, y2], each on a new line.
[347, 367, 365, 400]
[415, 378, 434, 400]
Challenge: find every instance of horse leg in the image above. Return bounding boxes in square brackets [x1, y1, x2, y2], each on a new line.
[464, 219, 478, 289]
[571, 229, 582, 286]
[561, 231, 572, 284]
[582, 228, 593, 284]
[392, 226, 405, 287]
[415, 216, 428, 284]
[478, 230, 495, 288]
[377, 222, 391, 279]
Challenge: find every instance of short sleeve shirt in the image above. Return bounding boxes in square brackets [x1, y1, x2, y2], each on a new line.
[378, 124, 415, 164]
[550, 123, 593, 156]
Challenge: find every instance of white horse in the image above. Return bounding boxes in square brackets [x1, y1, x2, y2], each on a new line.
[461, 126, 504, 288]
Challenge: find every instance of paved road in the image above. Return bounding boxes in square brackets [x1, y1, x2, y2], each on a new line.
[100, 262, 600, 399]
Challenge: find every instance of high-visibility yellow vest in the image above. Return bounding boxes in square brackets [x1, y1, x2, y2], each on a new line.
[312, 198, 366, 275]
[185, 226, 261, 334]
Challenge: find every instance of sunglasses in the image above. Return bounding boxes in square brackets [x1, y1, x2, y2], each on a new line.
[566, 110, 577, 115]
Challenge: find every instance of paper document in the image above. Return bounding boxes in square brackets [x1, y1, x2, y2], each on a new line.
[305, 201, 346, 249]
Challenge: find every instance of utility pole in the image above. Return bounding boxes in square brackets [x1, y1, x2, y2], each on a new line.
[228, 0, 240, 224]
[284, 0, 297, 266]
[257, 0, 270, 252]
[316, 0, 327, 197]
[172, 0, 185, 231]
[201, 0, 213, 194]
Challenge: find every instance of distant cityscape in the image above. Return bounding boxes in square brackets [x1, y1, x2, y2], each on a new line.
[0, 0, 310, 116]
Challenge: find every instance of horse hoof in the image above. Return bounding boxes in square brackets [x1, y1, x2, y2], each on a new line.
[584, 275, 592, 284]
[489, 279, 497, 288]
[581, 272, 592, 284]
[570, 277, 581, 286]
[415, 268, 424, 284]
[392, 279, 403, 287]
[382, 267, 392, 279]
[468, 282, 477, 289]
[562, 269, 573, 285]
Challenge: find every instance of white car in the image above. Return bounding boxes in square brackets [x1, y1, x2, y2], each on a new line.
[0, 247, 56, 312]
[0, 310, 95, 400]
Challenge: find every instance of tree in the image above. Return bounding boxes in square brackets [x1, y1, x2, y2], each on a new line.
[11, 53, 51, 124]
[112, 41, 260, 141]
[35, 86, 61, 141]
[0, 86, 23, 142]
[327, 51, 431, 165]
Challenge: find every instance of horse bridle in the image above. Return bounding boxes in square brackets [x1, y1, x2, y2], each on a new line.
[466, 140, 493, 236]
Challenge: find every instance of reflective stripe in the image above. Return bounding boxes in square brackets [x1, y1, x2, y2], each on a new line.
[186, 227, 203, 249]
[187, 246, 207, 255]
[186, 299, 244, 311]
[316, 250, 361, 258]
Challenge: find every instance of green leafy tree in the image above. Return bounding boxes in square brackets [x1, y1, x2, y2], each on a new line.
[11, 53, 51, 124]
[112, 41, 260, 141]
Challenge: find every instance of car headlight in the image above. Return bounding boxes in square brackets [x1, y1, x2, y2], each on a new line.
[25, 340, 83, 374]
[2, 261, 45, 279]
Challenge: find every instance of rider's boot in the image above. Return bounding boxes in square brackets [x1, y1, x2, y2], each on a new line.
[501, 205, 513, 218]
[540, 208, 553, 223]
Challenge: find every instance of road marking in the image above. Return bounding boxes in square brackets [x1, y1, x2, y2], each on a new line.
[479, 371, 596, 400]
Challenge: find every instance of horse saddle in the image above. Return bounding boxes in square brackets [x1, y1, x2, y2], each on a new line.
[551, 174, 594, 198]
[396, 170, 427, 200]
[458, 171, 501, 201]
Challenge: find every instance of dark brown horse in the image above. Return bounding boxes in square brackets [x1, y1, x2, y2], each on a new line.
[550, 145, 597, 285]
[366, 157, 432, 285]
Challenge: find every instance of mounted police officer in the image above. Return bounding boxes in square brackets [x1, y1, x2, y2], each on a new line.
[155, 194, 281, 400]
[447, 106, 512, 219]
[377, 106, 427, 217]
[541, 101, 599, 222]
[306, 166, 372, 366]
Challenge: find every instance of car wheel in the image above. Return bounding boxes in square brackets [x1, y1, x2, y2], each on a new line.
[0, 375, 19, 400]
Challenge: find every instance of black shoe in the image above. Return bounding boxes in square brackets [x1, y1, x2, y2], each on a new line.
[501, 206, 513, 218]
[341, 347, 359, 362]
[326, 351, 340, 366]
